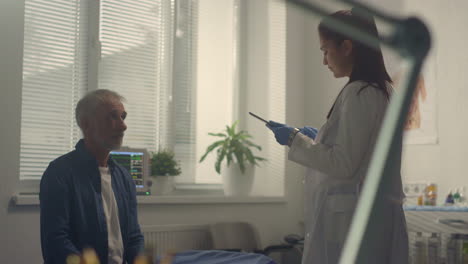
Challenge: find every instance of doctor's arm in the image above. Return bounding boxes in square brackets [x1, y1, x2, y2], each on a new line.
[288, 88, 377, 179]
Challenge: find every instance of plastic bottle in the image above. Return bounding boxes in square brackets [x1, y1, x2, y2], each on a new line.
[424, 183, 437, 206]
[460, 187, 466, 206]
[447, 234, 461, 264]
[454, 189, 461, 205]
[414, 232, 427, 264]
[418, 194, 424, 206]
[424, 184, 430, 205]
[446, 190, 455, 206]
[462, 234, 468, 264]
[427, 233, 441, 264]
[428, 183, 437, 206]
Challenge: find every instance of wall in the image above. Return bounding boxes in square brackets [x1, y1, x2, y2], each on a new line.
[399, 0, 468, 204]
[195, 0, 235, 183]
[302, 0, 405, 126]
[301, 0, 468, 206]
[0, 0, 306, 262]
[0, 0, 32, 261]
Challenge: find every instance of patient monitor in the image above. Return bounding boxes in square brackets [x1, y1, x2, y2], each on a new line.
[110, 147, 150, 195]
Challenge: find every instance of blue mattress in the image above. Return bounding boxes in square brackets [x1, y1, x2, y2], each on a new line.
[156, 250, 277, 264]
[404, 205, 468, 212]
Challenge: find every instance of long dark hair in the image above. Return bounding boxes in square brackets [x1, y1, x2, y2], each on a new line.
[319, 10, 392, 118]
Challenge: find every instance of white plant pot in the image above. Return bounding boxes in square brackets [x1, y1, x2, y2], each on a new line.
[222, 163, 255, 196]
[149, 176, 174, 195]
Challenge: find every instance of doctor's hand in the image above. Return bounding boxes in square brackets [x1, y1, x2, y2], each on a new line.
[266, 120, 286, 129]
[300, 126, 318, 140]
[266, 120, 294, 146]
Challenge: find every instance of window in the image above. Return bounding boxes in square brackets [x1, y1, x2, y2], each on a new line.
[98, 0, 173, 152]
[20, 0, 88, 181]
[20, 0, 285, 195]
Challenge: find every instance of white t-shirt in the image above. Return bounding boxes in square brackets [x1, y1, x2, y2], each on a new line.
[99, 166, 124, 264]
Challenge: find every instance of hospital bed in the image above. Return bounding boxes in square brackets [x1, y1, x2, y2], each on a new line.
[142, 221, 302, 264]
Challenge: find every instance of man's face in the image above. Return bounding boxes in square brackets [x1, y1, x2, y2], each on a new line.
[86, 98, 127, 151]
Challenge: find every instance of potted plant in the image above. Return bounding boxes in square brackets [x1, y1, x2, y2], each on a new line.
[199, 121, 266, 195]
[147, 149, 181, 195]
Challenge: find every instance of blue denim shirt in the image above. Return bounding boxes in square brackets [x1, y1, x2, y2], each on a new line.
[40, 140, 144, 264]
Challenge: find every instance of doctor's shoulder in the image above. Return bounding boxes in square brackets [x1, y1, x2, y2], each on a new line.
[345, 81, 388, 98]
[339, 81, 388, 111]
[339, 81, 371, 101]
[343, 80, 373, 93]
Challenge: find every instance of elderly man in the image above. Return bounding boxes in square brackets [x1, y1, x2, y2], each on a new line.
[40, 89, 144, 264]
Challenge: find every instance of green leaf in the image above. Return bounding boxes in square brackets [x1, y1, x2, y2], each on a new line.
[227, 120, 239, 137]
[215, 146, 227, 174]
[237, 131, 252, 140]
[244, 147, 256, 164]
[208, 132, 227, 137]
[233, 150, 245, 174]
[199, 140, 224, 162]
[226, 151, 233, 167]
[151, 149, 182, 176]
[199, 120, 266, 175]
[243, 139, 262, 151]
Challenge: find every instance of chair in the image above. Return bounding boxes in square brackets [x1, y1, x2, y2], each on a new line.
[209, 221, 261, 252]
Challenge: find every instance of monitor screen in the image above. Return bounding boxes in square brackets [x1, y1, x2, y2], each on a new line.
[110, 149, 149, 191]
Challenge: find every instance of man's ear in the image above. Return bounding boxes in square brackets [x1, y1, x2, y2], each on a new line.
[342, 39, 353, 57]
[80, 118, 90, 134]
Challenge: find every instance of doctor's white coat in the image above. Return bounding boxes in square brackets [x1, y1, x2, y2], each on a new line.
[289, 81, 409, 264]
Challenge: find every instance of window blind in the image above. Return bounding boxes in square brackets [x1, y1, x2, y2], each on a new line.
[19, 0, 285, 190]
[264, 0, 286, 195]
[99, 0, 174, 154]
[20, 0, 88, 180]
[172, 0, 198, 183]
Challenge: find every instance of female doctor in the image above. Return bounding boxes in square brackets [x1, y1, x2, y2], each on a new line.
[267, 10, 408, 264]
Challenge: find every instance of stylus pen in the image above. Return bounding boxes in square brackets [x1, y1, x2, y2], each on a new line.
[248, 112, 269, 124]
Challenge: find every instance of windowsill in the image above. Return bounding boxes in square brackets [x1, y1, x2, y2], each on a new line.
[173, 183, 224, 195]
[137, 195, 286, 204]
[11, 193, 286, 206]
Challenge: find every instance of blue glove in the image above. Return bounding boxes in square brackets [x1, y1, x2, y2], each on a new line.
[266, 120, 293, 145]
[299, 126, 318, 140]
[266, 120, 286, 129]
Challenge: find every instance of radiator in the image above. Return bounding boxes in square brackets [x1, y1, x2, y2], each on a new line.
[141, 224, 213, 256]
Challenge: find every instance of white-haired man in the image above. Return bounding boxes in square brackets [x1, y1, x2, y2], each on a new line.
[40, 89, 144, 264]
